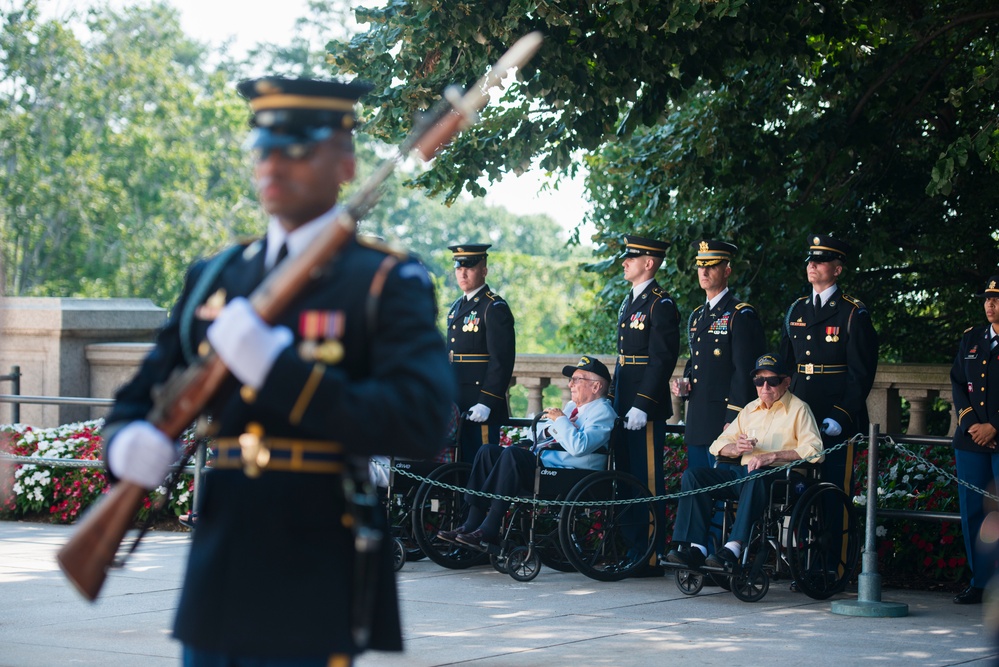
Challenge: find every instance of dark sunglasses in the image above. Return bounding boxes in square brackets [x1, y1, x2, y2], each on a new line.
[753, 376, 785, 387]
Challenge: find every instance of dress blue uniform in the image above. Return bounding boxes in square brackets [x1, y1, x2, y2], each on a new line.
[104, 77, 454, 664]
[612, 235, 680, 565]
[445, 245, 516, 462]
[779, 234, 878, 548]
[681, 241, 766, 469]
[950, 276, 999, 602]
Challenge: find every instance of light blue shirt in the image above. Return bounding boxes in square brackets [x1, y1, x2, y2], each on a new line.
[531, 397, 616, 470]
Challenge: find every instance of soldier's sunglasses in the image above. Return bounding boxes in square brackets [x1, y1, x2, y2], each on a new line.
[753, 376, 784, 387]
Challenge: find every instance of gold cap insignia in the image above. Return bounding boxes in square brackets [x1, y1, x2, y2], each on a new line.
[699, 241, 709, 252]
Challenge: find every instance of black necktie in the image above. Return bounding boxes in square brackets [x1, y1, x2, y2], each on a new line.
[814, 294, 821, 312]
[273, 243, 289, 269]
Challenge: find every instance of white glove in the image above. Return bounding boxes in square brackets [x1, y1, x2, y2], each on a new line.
[624, 407, 648, 431]
[467, 403, 491, 423]
[822, 418, 843, 437]
[107, 421, 178, 490]
[207, 297, 293, 389]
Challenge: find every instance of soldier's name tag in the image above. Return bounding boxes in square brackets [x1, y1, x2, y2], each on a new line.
[790, 319, 806, 327]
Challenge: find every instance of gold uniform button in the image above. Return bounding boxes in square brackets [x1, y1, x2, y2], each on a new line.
[805, 350, 811, 356]
[806, 335, 812, 340]
[240, 386, 257, 403]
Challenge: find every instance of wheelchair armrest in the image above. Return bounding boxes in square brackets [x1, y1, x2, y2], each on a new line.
[714, 455, 742, 468]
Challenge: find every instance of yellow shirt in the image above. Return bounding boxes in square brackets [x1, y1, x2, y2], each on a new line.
[709, 391, 823, 466]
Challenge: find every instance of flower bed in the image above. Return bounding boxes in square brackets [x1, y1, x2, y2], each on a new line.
[0, 420, 195, 524]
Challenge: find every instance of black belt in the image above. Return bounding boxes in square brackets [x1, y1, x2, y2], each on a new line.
[797, 363, 847, 375]
[213, 436, 344, 476]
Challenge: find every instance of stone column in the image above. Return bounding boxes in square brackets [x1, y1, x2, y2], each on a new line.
[901, 389, 938, 436]
[515, 376, 550, 417]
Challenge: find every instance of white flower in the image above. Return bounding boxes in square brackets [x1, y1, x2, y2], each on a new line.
[876, 525, 887, 537]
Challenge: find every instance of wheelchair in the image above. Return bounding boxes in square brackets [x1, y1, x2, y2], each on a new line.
[381, 404, 464, 571]
[412, 412, 659, 582]
[666, 458, 861, 602]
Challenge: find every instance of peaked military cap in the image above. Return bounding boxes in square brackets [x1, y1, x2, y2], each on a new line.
[806, 234, 851, 263]
[562, 355, 612, 384]
[448, 244, 490, 268]
[236, 76, 372, 153]
[694, 240, 737, 267]
[975, 275, 999, 298]
[621, 234, 670, 259]
[751, 353, 789, 378]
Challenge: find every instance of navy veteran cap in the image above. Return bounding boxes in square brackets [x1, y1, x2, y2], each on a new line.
[806, 234, 850, 263]
[975, 276, 999, 298]
[237, 76, 372, 152]
[751, 353, 788, 377]
[695, 240, 737, 267]
[448, 244, 490, 268]
[562, 355, 612, 384]
[621, 234, 670, 259]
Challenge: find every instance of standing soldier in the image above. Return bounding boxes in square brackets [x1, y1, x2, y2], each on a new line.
[779, 234, 878, 502]
[613, 234, 681, 570]
[101, 77, 454, 664]
[446, 244, 516, 463]
[949, 276, 999, 605]
[674, 240, 766, 470]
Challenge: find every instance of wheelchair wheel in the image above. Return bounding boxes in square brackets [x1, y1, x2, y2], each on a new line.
[411, 462, 489, 569]
[535, 503, 575, 573]
[559, 470, 657, 582]
[507, 546, 542, 582]
[392, 538, 406, 572]
[675, 569, 705, 595]
[387, 490, 425, 562]
[731, 567, 769, 602]
[787, 482, 860, 600]
[490, 553, 509, 574]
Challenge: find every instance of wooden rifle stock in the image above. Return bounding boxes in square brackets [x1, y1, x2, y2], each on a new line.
[57, 32, 543, 601]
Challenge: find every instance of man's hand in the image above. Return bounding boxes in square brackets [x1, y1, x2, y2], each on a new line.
[969, 423, 998, 448]
[107, 421, 178, 490]
[734, 433, 757, 455]
[207, 297, 293, 389]
[467, 403, 491, 423]
[821, 418, 842, 437]
[544, 407, 565, 421]
[624, 407, 647, 430]
[746, 451, 777, 472]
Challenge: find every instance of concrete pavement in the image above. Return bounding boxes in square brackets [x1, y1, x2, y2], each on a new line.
[0, 521, 995, 666]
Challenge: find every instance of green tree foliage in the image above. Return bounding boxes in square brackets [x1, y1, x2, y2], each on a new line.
[333, 1, 999, 362]
[0, 0, 260, 305]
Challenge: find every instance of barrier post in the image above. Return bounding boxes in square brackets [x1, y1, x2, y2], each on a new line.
[831, 423, 908, 616]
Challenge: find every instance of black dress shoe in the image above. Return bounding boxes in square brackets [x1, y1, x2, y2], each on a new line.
[455, 529, 497, 549]
[437, 527, 468, 543]
[666, 547, 705, 570]
[705, 546, 739, 570]
[954, 586, 983, 604]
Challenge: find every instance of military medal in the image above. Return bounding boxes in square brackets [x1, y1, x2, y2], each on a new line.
[463, 311, 480, 332]
[825, 326, 840, 342]
[298, 310, 345, 364]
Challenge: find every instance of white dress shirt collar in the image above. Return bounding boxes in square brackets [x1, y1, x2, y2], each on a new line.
[264, 206, 341, 270]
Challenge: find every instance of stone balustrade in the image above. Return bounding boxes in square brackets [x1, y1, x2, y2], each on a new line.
[0, 297, 956, 435]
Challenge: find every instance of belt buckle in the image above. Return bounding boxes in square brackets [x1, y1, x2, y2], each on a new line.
[239, 424, 270, 478]
[448, 350, 454, 363]
[804, 363, 815, 375]
[619, 355, 626, 365]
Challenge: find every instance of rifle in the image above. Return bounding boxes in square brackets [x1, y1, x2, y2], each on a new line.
[57, 32, 544, 602]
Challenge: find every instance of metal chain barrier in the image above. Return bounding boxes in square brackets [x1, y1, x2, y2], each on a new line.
[888, 435, 999, 503]
[373, 436, 858, 509]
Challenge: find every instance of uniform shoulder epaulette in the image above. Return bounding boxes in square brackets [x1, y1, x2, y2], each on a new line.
[651, 286, 666, 297]
[484, 290, 505, 302]
[841, 294, 867, 310]
[964, 326, 974, 334]
[735, 302, 755, 311]
[356, 234, 409, 260]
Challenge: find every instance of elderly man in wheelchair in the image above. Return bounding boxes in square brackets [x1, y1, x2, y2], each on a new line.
[437, 356, 617, 550]
[667, 353, 823, 571]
